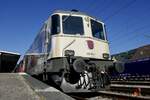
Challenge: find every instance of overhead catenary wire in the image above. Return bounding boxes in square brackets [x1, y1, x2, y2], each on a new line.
[87, 0, 139, 44]
[107, 9, 150, 40]
[94, 0, 116, 17]
[109, 24, 150, 43]
[103, 0, 137, 21]
[112, 34, 149, 54]
[110, 29, 150, 48]
[108, 22, 150, 51]
[85, 0, 149, 54]
[84, 0, 106, 13]
[110, 29, 150, 54]
[107, 0, 149, 44]
[73, 1, 149, 54]
[83, 0, 149, 54]
[144, 34, 150, 38]
[101, 1, 150, 46]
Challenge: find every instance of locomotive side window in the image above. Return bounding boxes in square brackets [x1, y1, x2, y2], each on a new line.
[26, 24, 47, 53]
[51, 15, 60, 35]
[91, 19, 105, 40]
[62, 16, 84, 35]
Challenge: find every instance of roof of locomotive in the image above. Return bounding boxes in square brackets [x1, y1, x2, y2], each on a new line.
[54, 10, 88, 16]
[52, 10, 103, 22]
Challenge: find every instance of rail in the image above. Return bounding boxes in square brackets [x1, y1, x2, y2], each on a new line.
[66, 81, 150, 100]
[67, 91, 150, 100]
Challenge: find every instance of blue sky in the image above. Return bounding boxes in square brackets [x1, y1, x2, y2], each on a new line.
[0, 0, 150, 56]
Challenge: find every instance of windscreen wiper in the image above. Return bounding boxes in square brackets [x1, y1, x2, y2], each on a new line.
[63, 14, 72, 22]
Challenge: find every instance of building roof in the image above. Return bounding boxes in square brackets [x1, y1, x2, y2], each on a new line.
[131, 44, 150, 60]
[112, 44, 150, 62]
[0, 50, 20, 55]
[0, 50, 20, 72]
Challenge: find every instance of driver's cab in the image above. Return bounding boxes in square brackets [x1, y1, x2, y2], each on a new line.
[48, 10, 110, 60]
[50, 10, 107, 41]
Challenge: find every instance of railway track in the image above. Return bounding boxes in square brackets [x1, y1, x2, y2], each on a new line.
[66, 81, 150, 100]
[110, 80, 150, 96]
[67, 91, 150, 100]
[111, 80, 150, 85]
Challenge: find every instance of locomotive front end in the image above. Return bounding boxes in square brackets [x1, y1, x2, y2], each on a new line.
[46, 10, 114, 92]
[23, 10, 115, 92]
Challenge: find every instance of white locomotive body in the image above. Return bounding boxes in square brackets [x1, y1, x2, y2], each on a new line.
[49, 11, 110, 59]
[22, 10, 114, 92]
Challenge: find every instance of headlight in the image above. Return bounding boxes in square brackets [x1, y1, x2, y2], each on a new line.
[65, 50, 75, 57]
[103, 53, 109, 59]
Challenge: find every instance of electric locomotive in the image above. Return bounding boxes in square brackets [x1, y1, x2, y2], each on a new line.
[21, 10, 116, 92]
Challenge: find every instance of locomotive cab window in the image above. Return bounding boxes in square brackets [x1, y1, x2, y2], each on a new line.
[51, 14, 60, 35]
[91, 19, 105, 40]
[62, 16, 84, 35]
